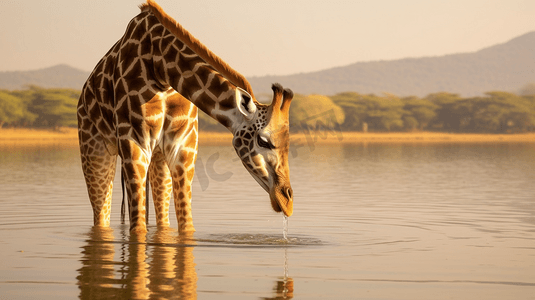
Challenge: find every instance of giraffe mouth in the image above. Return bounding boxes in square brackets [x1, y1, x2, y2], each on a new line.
[271, 197, 282, 213]
[246, 165, 293, 216]
[270, 186, 293, 217]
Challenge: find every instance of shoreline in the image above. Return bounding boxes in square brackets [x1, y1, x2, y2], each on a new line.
[1, 128, 535, 147]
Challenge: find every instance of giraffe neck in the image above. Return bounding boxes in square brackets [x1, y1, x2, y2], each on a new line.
[140, 4, 251, 133]
[158, 50, 242, 132]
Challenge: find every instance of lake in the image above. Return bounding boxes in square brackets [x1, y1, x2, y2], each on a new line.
[0, 140, 534, 299]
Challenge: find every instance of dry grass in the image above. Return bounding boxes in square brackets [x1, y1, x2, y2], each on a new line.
[2, 128, 534, 148]
[0, 128, 235, 147]
[0, 127, 79, 147]
[0, 127, 78, 140]
[291, 131, 535, 144]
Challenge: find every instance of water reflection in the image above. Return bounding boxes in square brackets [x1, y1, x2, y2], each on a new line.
[77, 227, 197, 299]
[77, 227, 116, 298]
[263, 249, 294, 300]
[76, 228, 297, 299]
[264, 278, 294, 300]
[3, 143, 533, 298]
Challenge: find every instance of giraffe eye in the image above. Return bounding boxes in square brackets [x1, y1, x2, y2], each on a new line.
[257, 134, 273, 149]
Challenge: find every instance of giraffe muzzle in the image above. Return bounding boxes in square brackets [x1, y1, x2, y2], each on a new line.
[270, 185, 294, 217]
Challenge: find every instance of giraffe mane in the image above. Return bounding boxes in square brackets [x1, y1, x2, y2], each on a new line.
[138, 3, 150, 12]
[142, 0, 257, 101]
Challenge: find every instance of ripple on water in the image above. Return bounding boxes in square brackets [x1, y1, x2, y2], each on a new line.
[197, 233, 324, 247]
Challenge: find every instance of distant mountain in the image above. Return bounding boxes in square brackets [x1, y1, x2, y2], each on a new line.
[249, 31, 535, 97]
[2, 31, 534, 97]
[0, 64, 89, 90]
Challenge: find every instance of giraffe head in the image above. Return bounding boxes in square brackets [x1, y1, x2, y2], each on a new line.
[232, 83, 294, 217]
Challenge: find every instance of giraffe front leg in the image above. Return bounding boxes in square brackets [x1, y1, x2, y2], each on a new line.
[148, 148, 173, 227]
[120, 139, 150, 233]
[169, 148, 197, 233]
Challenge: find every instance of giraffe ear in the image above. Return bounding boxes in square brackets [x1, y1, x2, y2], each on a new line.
[236, 87, 256, 120]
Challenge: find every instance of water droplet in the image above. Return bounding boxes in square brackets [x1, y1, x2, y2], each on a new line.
[282, 216, 288, 240]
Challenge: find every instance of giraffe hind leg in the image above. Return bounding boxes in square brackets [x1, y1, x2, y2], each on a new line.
[121, 168, 150, 225]
[121, 169, 127, 223]
[120, 139, 150, 233]
[167, 140, 198, 233]
[148, 147, 172, 227]
[79, 130, 117, 227]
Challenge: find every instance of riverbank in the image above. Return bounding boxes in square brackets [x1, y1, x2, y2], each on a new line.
[1, 128, 535, 147]
[293, 131, 535, 144]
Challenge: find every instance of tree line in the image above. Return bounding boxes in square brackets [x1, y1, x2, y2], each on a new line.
[1, 86, 534, 133]
[0, 86, 78, 128]
[329, 91, 535, 133]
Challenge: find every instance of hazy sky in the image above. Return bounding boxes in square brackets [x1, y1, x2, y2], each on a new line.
[1, 0, 534, 76]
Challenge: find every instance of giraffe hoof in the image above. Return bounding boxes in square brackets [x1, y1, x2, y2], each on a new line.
[130, 225, 148, 234]
[178, 226, 196, 235]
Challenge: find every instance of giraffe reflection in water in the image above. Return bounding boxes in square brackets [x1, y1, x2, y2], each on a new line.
[264, 279, 294, 300]
[263, 249, 294, 300]
[78, 228, 295, 299]
[77, 227, 197, 299]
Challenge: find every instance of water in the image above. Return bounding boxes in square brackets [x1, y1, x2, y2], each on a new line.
[283, 215, 289, 241]
[1, 142, 534, 299]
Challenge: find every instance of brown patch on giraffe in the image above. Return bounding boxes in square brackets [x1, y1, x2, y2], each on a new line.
[179, 151, 195, 166]
[120, 42, 139, 73]
[209, 74, 231, 101]
[233, 138, 242, 148]
[215, 115, 232, 128]
[127, 19, 146, 41]
[194, 65, 213, 86]
[176, 166, 184, 177]
[103, 56, 115, 76]
[96, 120, 111, 137]
[165, 44, 180, 64]
[166, 94, 192, 116]
[139, 35, 152, 57]
[124, 61, 146, 92]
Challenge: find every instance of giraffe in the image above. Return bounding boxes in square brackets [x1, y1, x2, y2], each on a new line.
[77, 0, 294, 233]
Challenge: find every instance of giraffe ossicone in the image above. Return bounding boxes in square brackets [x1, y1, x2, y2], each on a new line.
[77, 0, 294, 233]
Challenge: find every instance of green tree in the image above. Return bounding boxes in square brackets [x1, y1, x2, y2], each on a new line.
[361, 94, 405, 131]
[401, 96, 438, 131]
[289, 94, 345, 132]
[513, 95, 535, 132]
[0, 90, 37, 127]
[471, 92, 535, 132]
[331, 92, 368, 131]
[426, 92, 465, 131]
[428, 91, 535, 133]
[25, 86, 80, 128]
[332, 92, 407, 131]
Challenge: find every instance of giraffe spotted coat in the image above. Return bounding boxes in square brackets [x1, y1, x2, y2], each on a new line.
[78, 0, 294, 233]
